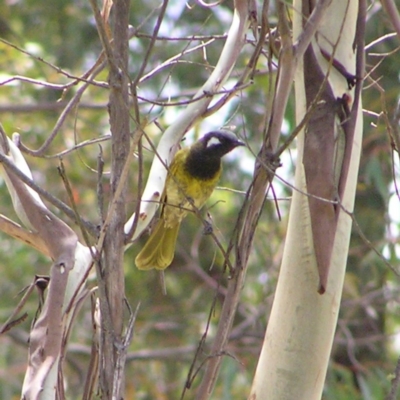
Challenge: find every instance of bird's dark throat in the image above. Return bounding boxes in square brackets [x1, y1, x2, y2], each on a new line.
[184, 150, 221, 180]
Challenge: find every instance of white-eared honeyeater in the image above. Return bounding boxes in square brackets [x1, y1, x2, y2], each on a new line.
[135, 130, 244, 270]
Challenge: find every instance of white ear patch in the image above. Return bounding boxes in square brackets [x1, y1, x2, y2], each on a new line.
[206, 136, 221, 147]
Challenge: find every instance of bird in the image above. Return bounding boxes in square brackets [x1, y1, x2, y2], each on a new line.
[135, 130, 244, 271]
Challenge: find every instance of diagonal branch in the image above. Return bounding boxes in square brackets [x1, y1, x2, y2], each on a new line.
[125, 0, 254, 242]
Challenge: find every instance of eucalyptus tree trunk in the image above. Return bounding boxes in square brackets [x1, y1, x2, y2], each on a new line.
[248, 1, 365, 399]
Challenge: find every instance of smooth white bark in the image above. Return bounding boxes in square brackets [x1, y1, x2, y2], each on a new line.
[249, 1, 362, 399]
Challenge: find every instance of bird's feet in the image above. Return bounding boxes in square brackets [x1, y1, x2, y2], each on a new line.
[203, 220, 213, 235]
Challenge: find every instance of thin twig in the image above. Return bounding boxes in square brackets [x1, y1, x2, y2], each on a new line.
[58, 159, 94, 249]
[0, 151, 98, 236]
[112, 301, 140, 400]
[0, 279, 37, 334]
[386, 355, 400, 400]
[381, 0, 400, 41]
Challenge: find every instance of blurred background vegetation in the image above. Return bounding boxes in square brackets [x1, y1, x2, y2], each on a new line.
[0, 1, 399, 399]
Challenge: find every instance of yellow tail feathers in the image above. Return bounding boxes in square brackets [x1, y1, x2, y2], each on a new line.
[135, 219, 181, 270]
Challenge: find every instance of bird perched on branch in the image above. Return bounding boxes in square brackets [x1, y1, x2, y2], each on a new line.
[135, 130, 244, 271]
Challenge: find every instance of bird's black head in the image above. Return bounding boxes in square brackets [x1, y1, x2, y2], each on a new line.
[184, 131, 244, 180]
[200, 131, 245, 158]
